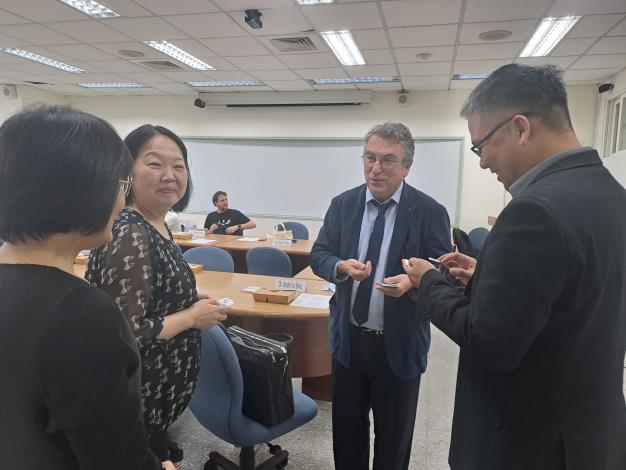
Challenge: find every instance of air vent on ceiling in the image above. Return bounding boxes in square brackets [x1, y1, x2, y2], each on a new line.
[137, 60, 184, 71]
[269, 36, 318, 53]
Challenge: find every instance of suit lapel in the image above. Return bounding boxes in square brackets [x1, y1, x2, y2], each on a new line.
[385, 182, 412, 275]
[345, 184, 367, 260]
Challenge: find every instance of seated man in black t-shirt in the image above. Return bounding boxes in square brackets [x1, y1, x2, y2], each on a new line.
[204, 191, 256, 236]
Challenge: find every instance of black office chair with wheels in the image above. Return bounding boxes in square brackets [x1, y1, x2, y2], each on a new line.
[452, 227, 476, 258]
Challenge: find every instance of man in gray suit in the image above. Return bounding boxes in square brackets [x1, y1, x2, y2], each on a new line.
[404, 64, 626, 469]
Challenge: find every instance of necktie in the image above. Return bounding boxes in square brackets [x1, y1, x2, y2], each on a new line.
[352, 200, 393, 325]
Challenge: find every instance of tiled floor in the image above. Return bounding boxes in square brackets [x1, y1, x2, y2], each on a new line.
[170, 328, 626, 469]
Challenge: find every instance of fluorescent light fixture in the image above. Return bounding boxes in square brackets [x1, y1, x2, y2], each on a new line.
[297, 0, 334, 4]
[58, 0, 120, 18]
[452, 73, 488, 80]
[519, 16, 581, 57]
[187, 80, 265, 87]
[312, 76, 396, 85]
[78, 82, 147, 88]
[143, 41, 215, 70]
[320, 30, 365, 66]
[0, 48, 85, 73]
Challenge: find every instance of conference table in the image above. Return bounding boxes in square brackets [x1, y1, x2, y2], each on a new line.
[176, 235, 315, 275]
[73, 263, 333, 401]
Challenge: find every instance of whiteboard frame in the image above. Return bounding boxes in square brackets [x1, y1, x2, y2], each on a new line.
[180, 136, 465, 226]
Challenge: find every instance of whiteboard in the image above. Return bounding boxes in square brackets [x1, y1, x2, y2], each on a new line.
[183, 138, 463, 225]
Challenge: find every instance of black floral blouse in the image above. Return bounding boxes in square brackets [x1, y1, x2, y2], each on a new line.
[86, 208, 199, 433]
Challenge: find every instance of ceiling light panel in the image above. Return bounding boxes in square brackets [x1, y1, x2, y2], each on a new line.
[519, 16, 581, 57]
[58, 0, 120, 18]
[297, 0, 334, 4]
[452, 73, 488, 80]
[187, 80, 264, 87]
[0, 48, 85, 73]
[312, 76, 396, 85]
[78, 82, 147, 88]
[320, 30, 365, 66]
[143, 41, 215, 70]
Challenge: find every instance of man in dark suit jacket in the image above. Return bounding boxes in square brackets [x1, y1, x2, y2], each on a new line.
[404, 64, 626, 470]
[311, 122, 451, 470]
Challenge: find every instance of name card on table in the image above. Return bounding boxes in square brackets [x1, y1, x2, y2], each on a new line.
[275, 279, 307, 293]
[190, 229, 206, 239]
[272, 238, 293, 247]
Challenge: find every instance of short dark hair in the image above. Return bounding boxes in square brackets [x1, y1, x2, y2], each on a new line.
[0, 105, 131, 242]
[364, 122, 415, 165]
[460, 64, 573, 131]
[124, 125, 192, 212]
[212, 191, 227, 205]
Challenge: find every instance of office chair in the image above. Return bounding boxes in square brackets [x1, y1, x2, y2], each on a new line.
[279, 221, 309, 240]
[467, 227, 490, 252]
[183, 246, 235, 272]
[452, 227, 476, 258]
[246, 247, 292, 277]
[189, 326, 318, 470]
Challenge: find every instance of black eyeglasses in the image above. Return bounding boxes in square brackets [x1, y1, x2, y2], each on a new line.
[470, 112, 532, 157]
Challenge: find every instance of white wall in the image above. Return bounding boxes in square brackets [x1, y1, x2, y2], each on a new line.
[600, 68, 626, 188]
[0, 83, 598, 238]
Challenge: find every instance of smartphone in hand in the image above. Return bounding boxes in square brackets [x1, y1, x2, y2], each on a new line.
[428, 257, 450, 276]
[376, 282, 399, 289]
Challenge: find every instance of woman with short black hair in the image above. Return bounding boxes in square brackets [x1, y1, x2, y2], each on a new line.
[0, 105, 174, 469]
[86, 124, 229, 461]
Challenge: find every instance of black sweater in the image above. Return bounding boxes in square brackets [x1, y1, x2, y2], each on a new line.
[0, 264, 161, 469]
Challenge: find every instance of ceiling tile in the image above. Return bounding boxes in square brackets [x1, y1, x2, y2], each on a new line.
[2, 61, 73, 75]
[133, 0, 219, 15]
[362, 49, 394, 65]
[463, 0, 551, 22]
[515, 56, 578, 69]
[151, 82, 197, 93]
[0, 24, 78, 45]
[119, 71, 172, 83]
[46, 20, 132, 43]
[398, 61, 452, 75]
[212, 0, 294, 10]
[226, 55, 287, 70]
[588, 36, 626, 54]
[0, 31, 30, 47]
[351, 29, 389, 49]
[46, 44, 118, 61]
[164, 13, 246, 38]
[229, 7, 311, 36]
[549, 0, 626, 17]
[197, 37, 269, 56]
[84, 60, 148, 73]
[568, 14, 625, 38]
[453, 59, 511, 73]
[563, 67, 623, 80]
[460, 19, 539, 44]
[0, 0, 85, 22]
[164, 39, 217, 59]
[550, 37, 596, 56]
[279, 52, 339, 69]
[382, 0, 462, 27]
[394, 46, 455, 63]
[450, 79, 483, 89]
[389, 25, 458, 48]
[202, 70, 256, 81]
[359, 81, 402, 90]
[312, 83, 356, 90]
[249, 69, 300, 80]
[0, 8, 30, 25]
[198, 57, 239, 70]
[295, 67, 348, 79]
[608, 18, 626, 36]
[302, 3, 383, 30]
[63, 72, 132, 84]
[265, 79, 313, 91]
[105, 17, 189, 41]
[158, 70, 216, 81]
[570, 53, 626, 69]
[401, 74, 450, 89]
[346, 64, 397, 76]
[92, 42, 167, 60]
[456, 42, 524, 60]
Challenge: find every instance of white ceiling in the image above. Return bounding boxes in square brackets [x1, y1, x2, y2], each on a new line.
[0, 0, 623, 96]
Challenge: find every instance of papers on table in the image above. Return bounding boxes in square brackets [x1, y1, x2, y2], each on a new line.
[239, 237, 263, 241]
[290, 293, 330, 309]
[191, 239, 216, 244]
[242, 286, 262, 293]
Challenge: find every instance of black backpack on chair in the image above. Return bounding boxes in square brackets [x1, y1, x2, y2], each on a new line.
[452, 227, 477, 258]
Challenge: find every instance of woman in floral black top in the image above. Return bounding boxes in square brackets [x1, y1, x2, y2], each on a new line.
[86, 125, 229, 461]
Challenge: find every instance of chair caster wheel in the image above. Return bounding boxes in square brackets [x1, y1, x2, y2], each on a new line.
[204, 461, 218, 470]
[268, 443, 282, 455]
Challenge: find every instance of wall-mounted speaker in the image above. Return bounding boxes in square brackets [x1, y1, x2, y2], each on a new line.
[1, 84, 17, 100]
[398, 91, 410, 107]
[599, 83, 614, 94]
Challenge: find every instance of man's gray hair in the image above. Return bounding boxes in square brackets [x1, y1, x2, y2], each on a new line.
[364, 122, 415, 165]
